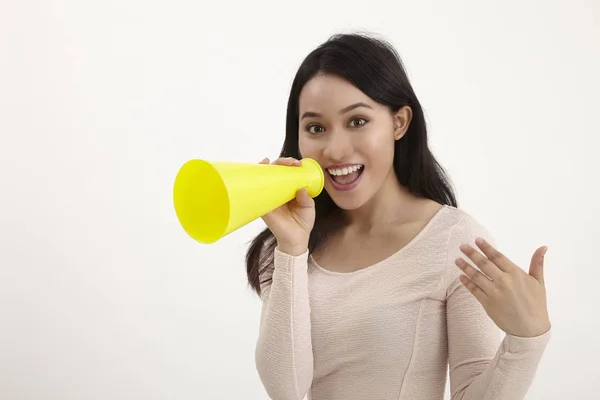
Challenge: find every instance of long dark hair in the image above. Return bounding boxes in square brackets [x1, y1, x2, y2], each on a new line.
[246, 32, 457, 296]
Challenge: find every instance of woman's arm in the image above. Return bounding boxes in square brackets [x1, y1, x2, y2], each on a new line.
[445, 216, 551, 400]
[255, 247, 314, 400]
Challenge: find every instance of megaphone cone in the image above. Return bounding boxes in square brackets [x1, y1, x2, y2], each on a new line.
[173, 158, 324, 243]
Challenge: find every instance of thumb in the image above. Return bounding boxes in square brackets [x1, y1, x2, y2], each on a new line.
[295, 188, 315, 208]
[529, 246, 547, 284]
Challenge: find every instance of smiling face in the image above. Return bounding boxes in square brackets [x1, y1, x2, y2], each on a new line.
[298, 73, 411, 210]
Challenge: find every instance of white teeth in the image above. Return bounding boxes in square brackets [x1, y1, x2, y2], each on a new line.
[327, 164, 363, 176]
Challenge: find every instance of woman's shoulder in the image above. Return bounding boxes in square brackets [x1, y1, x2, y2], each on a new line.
[429, 205, 497, 295]
[435, 204, 495, 242]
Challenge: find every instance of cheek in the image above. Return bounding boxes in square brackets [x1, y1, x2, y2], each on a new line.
[359, 130, 396, 165]
[298, 136, 319, 158]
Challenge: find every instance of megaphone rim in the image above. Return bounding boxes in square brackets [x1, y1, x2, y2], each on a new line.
[172, 159, 230, 244]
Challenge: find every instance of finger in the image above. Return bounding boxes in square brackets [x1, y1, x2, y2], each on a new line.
[259, 157, 270, 164]
[295, 188, 315, 208]
[459, 274, 487, 304]
[529, 246, 547, 285]
[459, 243, 503, 279]
[273, 157, 301, 166]
[455, 257, 493, 293]
[474, 238, 515, 273]
[287, 157, 302, 166]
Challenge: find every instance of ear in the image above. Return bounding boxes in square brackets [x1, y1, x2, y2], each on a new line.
[393, 106, 412, 140]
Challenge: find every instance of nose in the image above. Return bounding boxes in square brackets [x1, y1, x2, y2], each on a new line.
[323, 128, 354, 163]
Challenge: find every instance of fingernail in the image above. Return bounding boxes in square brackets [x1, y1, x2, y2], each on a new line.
[542, 246, 548, 255]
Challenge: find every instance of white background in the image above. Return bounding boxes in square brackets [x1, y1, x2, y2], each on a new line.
[1, 0, 599, 399]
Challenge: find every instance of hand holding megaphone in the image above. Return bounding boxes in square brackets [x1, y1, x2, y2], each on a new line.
[259, 157, 315, 256]
[172, 156, 324, 246]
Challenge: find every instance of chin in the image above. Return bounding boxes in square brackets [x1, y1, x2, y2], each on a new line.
[332, 199, 365, 211]
[325, 188, 370, 211]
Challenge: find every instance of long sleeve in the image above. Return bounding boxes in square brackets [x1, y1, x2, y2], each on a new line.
[255, 247, 314, 400]
[445, 214, 551, 400]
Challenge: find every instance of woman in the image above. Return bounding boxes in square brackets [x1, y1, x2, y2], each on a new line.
[245, 32, 551, 400]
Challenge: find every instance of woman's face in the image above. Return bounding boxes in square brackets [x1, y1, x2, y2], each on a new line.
[298, 73, 411, 210]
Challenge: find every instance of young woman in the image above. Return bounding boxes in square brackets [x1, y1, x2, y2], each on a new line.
[245, 32, 551, 400]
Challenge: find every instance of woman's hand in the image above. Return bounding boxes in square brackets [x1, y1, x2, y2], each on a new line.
[259, 157, 316, 256]
[455, 238, 551, 338]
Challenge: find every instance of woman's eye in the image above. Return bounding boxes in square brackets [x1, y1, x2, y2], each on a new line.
[349, 118, 367, 128]
[308, 124, 325, 134]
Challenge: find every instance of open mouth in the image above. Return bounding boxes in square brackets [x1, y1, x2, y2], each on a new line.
[326, 164, 364, 188]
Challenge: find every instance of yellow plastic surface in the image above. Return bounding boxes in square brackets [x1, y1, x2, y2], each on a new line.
[173, 158, 324, 243]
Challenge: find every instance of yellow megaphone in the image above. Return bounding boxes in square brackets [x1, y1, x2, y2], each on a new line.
[173, 158, 324, 244]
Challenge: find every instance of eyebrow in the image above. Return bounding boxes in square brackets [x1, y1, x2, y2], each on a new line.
[300, 102, 373, 120]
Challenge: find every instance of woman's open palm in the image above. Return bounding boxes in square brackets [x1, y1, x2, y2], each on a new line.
[455, 238, 551, 338]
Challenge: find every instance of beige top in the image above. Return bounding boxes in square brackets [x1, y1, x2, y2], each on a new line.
[255, 205, 551, 400]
